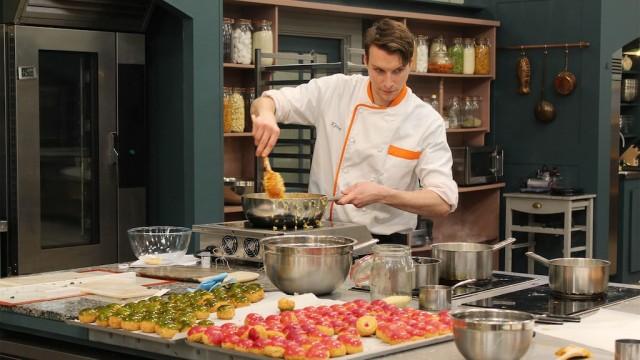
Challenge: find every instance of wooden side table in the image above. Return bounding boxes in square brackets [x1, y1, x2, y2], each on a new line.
[504, 193, 596, 273]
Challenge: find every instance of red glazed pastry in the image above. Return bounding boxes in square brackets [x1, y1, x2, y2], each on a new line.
[337, 334, 363, 354]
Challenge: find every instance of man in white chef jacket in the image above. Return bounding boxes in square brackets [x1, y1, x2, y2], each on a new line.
[250, 18, 458, 241]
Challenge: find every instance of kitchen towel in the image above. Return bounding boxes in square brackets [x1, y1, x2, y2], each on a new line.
[535, 309, 640, 353]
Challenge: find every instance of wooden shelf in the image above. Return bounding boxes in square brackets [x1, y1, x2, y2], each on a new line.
[622, 70, 639, 75]
[224, 63, 255, 69]
[458, 182, 505, 193]
[224, 205, 243, 213]
[224, 132, 253, 137]
[447, 127, 488, 133]
[410, 72, 493, 79]
[621, 103, 639, 107]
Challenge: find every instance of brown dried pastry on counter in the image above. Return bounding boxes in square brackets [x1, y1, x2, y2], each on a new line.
[555, 345, 593, 360]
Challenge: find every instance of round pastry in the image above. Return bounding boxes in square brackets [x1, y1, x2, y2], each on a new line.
[249, 338, 267, 355]
[78, 308, 98, 323]
[217, 304, 236, 320]
[231, 294, 251, 308]
[278, 297, 295, 312]
[244, 313, 265, 326]
[139, 314, 158, 333]
[212, 300, 232, 312]
[95, 310, 110, 327]
[263, 339, 286, 358]
[355, 315, 377, 337]
[305, 343, 330, 360]
[337, 334, 363, 354]
[202, 327, 224, 346]
[198, 319, 214, 326]
[315, 324, 334, 337]
[187, 325, 206, 343]
[323, 338, 347, 357]
[121, 313, 142, 331]
[158, 321, 180, 339]
[194, 304, 210, 320]
[284, 343, 306, 360]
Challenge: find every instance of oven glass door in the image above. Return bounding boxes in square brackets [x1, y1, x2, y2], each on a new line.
[11, 26, 117, 274]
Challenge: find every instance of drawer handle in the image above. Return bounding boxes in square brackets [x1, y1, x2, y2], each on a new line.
[532, 202, 542, 209]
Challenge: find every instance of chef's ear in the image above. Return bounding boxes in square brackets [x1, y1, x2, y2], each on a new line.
[363, 54, 368, 65]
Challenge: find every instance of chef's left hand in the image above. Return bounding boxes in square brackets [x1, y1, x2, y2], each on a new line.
[336, 182, 391, 208]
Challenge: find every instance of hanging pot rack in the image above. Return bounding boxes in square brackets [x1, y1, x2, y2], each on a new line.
[499, 41, 590, 50]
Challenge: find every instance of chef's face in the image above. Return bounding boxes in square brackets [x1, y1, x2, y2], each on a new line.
[365, 45, 410, 106]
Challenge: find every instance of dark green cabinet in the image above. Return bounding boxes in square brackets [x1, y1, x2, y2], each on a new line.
[616, 176, 640, 283]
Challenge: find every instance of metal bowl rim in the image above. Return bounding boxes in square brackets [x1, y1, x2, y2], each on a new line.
[548, 258, 611, 267]
[450, 309, 536, 331]
[127, 226, 192, 235]
[431, 242, 495, 252]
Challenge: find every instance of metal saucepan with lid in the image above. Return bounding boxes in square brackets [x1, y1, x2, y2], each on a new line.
[262, 235, 378, 295]
[242, 193, 328, 228]
[525, 252, 610, 296]
[431, 238, 516, 281]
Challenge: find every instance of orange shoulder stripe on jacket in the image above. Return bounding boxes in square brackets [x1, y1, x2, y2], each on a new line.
[387, 145, 422, 160]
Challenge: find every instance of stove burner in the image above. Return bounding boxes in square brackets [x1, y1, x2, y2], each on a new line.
[222, 235, 238, 255]
[551, 291, 606, 301]
[243, 238, 260, 257]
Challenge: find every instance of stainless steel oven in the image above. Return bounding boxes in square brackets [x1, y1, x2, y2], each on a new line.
[0, 25, 146, 274]
[451, 145, 503, 186]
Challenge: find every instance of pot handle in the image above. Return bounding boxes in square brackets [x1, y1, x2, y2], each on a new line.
[451, 278, 477, 291]
[490, 237, 516, 251]
[525, 251, 551, 267]
[353, 238, 379, 251]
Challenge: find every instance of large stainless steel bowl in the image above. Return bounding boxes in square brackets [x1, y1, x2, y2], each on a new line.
[242, 193, 328, 228]
[261, 235, 358, 295]
[450, 308, 535, 360]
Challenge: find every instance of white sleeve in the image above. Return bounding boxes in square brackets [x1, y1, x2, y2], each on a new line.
[261, 74, 346, 127]
[416, 115, 459, 212]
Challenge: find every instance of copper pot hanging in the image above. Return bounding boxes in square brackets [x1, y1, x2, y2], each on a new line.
[554, 46, 577, 96]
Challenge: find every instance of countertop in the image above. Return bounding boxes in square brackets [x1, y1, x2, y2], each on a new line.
[0, 265, 636, 359]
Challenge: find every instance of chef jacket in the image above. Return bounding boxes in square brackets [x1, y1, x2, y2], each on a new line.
[263, 73, 458, 235]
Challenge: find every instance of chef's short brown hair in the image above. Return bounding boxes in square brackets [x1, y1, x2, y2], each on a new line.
[364, 18, 414, 66]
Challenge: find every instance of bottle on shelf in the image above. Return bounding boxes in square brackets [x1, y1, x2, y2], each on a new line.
[449, 37, 464, 74]
[223, 17, 234, 63]
[430, 94, 440, 115]
[474, 38, 491, 75]
[232, 19, 253, 65]
[463, 38, 475, 75]
[252, 19, 274, 65]
[447, 96, 462, 129]
[415, 35, 429, 73]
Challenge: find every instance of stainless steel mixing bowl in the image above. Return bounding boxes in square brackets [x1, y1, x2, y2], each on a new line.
[262, 235, 376, 295]
[242, 193, 328, 228]
[450, 308, 535, 360]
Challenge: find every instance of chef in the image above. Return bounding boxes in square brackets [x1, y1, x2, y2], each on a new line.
[250, 18, 458, 241]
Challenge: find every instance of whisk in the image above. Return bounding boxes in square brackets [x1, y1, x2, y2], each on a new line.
[262, 157, 285, 199]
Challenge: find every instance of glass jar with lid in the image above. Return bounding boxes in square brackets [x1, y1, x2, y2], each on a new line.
[243, 87, 256, 132]
[232, 19, 252, 64]
[415, 35, 429, 73]
[429, 36, 452, 73]
[462, 96, 482, 128]
[369, 244, 415, 301]
[447, 96, 462, 128]
[474, 38, 491, 75]
[223, 17, 234, 63]
[223, 87, 233, 133]
[449, 37, 464, 74]
[229, 88, 245, 132]
[252, 19, 273, 65]
[463, 38, 475, 75]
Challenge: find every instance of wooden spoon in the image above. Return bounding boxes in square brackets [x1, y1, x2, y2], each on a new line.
[262, 157, 285, 199]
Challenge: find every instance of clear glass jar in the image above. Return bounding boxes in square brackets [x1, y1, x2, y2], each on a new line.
[449, 37, 464, 74]
[243, 87, 256, 132]
[447, 96, 462, 128]
[474, 38, 491, 75]
[463, 38, 475, 75]
[429, 36, 452, 73]
[415, 35, 429, 73]
[230, 88, 245, 132]
[369, 244, 415, 301]
[223, 17, 234, 63]
[232, 19, 252, 64]
[430, 94, 440, 114]
[252, 20, 273, 65]
[462, 96, 482, 128]
[223, 87, 233, 133]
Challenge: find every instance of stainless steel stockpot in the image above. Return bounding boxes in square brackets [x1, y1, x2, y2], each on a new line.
[526, 252, 610, 296]
[261, 235, 378, 295]
[431, 238, 515, 281]
[242, 193, 328, 228]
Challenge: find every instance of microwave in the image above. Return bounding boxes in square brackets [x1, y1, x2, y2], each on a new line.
[451, 146, 503, 186]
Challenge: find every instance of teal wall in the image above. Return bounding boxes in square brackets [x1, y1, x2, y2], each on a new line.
[485, 0, 640, 264]
[148, 1, 222, 230]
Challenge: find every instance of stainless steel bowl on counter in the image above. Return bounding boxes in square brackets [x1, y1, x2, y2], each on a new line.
[450, 308, 535, 360]
[262, 235, 377, 295]
[242, 193, 328, 228]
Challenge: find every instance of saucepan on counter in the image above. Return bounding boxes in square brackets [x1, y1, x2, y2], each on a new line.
[242, 193, 329, 228]
[525, 252, 610, 296]
[261, 235, 378, 295]
[431, 238, 516, 281]
[418, 279, 476, 312]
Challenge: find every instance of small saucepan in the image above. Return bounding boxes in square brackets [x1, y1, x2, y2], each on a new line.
[525, 252, 610, 296]
[418, 279, 476, 312]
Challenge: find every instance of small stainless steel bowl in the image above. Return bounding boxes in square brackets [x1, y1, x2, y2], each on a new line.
[450, 308, 535, 360]
[261, 235, 357, 295]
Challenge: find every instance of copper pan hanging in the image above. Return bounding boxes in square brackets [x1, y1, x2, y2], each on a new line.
[554, 45, 577, 96]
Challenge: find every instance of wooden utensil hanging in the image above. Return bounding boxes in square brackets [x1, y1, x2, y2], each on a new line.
[534, 47, 556, 123]
[517, 47, 531, 95]
[554, 45, 577, 95]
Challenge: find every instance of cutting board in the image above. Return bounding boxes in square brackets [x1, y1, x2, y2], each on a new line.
[137, 266, 253, 283]
[0, 271, 115, 287]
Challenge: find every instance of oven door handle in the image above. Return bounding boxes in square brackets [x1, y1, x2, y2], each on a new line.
[0, 220, 7, 233]
[109, 131, 119, 165]
[492, 150, 504, 176]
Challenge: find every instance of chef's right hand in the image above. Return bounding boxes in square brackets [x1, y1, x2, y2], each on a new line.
[252, 112, 280, 157]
